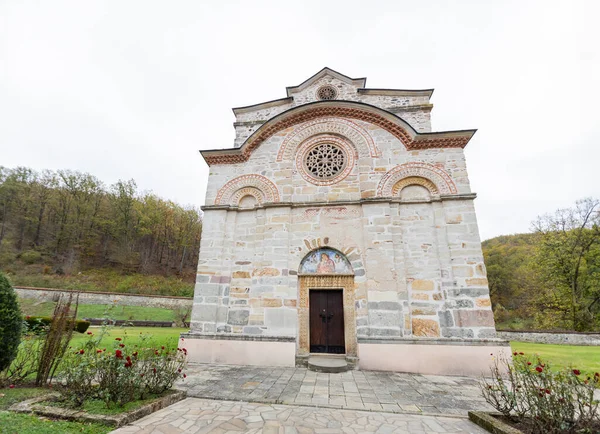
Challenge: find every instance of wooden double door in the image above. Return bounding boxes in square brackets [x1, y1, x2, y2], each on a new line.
[309, 289, 345, 354]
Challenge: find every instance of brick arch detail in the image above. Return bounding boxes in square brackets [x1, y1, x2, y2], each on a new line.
[214, 174, 281, 206]
[202, 103, 473, 165]
[277, 117, 379, 161]
[376, 163, 457, 197]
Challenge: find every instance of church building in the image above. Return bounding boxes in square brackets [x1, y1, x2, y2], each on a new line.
[184, 68, 510, 375]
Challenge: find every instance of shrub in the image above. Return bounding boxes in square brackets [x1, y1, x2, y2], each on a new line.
[19, 250, 42, 264]
[24, 316, 90, 334]
[0, 334, 44, 387]
[0, 273, 23, 372]
[59, 331, 187, 408]
[481, 352, 600, 433]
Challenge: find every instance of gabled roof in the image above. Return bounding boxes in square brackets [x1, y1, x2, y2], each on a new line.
[285, 67, 367, 96]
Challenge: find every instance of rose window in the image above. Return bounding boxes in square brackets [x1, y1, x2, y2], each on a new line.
[304, 143, 347, 179]
[316, 85, 337, 100]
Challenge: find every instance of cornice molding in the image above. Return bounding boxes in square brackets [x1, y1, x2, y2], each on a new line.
[200, 101, 476, 166]
[200, 193, 477, 212]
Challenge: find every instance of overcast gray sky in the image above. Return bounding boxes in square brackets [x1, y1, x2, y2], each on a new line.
[1, 0, 598, 240]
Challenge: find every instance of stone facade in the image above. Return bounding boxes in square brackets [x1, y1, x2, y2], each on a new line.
[187, 68, 509, 374]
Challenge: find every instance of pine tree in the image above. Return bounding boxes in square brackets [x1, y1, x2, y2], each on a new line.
[0, 272, 22, 371]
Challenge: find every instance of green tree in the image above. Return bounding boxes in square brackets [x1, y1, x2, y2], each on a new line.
[0, 272, 22, 371]
[533, 198, 600, 331]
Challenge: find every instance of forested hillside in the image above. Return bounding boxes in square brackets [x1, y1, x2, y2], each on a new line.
[483, 198, 600, 331]
[0, 166, 202, 296]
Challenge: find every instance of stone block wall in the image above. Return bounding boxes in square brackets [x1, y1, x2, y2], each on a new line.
[15, 287, 192, 310]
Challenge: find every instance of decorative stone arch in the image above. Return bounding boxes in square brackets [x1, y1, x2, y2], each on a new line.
[214, 174, 280, 206]
[297, 248, 357, 360]
[376, 162, 458, 197]
[392, 176, 439, 196]
[277, 117, 379, 161]
[200, 101, 476, 165]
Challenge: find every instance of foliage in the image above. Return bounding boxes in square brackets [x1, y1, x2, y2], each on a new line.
[484, 197, 600, 331]
[0, 334, 44, 387]
[533, 198, 600, 331]
[0, 273, 22, 372]
[23, 316, 90, 334]
[35, 293, 78, 386]
[481, 352, 600, 433]
[0, 166, 202, 281]
[59, 329, 186, 408]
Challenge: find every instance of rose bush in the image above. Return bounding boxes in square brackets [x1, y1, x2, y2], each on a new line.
[60, 330, 187, 408]
[481, 352, 599, 433]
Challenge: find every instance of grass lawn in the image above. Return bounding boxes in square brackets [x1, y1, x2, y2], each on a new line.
[70, 326, 187, 350]
[511, 342, 600, 375]
[0, 387, 110, 434]
[18, 298, 177, 322]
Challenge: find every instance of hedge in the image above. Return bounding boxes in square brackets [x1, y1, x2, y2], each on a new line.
[24, 316, 91, 334]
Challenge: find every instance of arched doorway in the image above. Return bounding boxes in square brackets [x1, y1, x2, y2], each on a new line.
[297, 248, 358, 363]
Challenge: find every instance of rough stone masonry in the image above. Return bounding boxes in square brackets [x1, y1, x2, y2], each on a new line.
[183, 67, 510, 375]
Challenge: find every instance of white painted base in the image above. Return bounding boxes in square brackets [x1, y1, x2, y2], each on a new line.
[358, 342, 511, 376]
[184, 336, 296, 367]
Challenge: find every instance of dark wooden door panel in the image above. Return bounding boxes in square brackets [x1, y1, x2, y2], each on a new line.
[309, 289, 345, 354]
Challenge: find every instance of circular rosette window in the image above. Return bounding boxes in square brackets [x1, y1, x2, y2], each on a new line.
[296, 135, 356, 185]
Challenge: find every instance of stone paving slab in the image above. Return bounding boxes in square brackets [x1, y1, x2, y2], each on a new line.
[111, 397, 489, 433]
[175, 365, 495, 417]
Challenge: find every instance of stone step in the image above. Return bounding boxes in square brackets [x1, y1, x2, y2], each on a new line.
[307, 356, 349, 373]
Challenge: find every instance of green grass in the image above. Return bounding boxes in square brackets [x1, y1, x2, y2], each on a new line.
[0, 388, 110, 434]
[47, 392, 172, 415]
[18, 299, 177, 322]
[6, 267, 194, 297]
[0, 412, 111, 434]
[511, 342, 600, 375]
[0, 387, 47, 411]
[70, 326, 186, 350]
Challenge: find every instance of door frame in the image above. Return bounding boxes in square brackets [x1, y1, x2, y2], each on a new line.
[298, 274, 357, 358]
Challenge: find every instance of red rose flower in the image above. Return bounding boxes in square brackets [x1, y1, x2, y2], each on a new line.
[115, 337, 122, 341]
[132, 351, 138, 357]
[153, 368, 157, 373]
[79, 349, 85, 354]
[9, 384, 15, 389]
[513, 352, 518, 356]
[87, 332, 93, 335]
[573, 369, 581, 376]
[545, 389, 551, 394]
[183, 374, 186, 378]
[155, 350, 159, 355]
[161, 346, 165, 350]
[97, 349, 103, 353]
[115, 349, 123, 359]
[536, 366, 543, 373]
[527, 362, 532, 365]
[119, 344, 125, 348]
[519, 352, 524, 355]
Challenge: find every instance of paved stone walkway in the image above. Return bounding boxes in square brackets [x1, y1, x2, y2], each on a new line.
[112, 397, 488, 433]
[175, 365, 494, 416]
